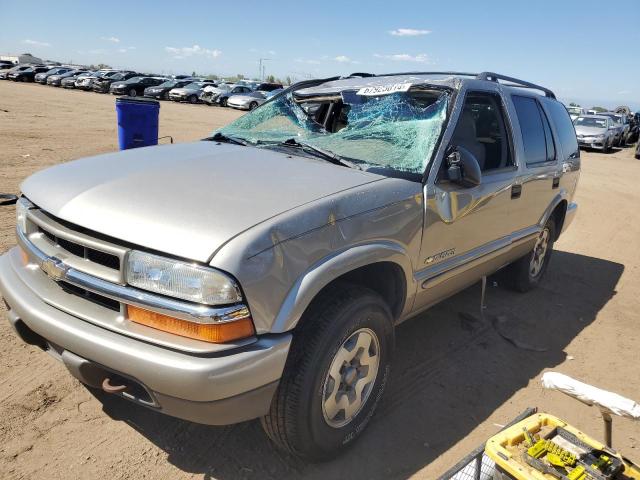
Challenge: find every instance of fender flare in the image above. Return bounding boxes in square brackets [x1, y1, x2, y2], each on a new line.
[270, 241, 416, 333]
[539, 190, 569, 232]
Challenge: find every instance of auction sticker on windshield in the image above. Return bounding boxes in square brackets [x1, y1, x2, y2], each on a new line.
[356, 83, 412, 96]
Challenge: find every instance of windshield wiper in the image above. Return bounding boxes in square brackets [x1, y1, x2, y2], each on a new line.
[208, 132, 248, 146]
[275, 138, 360, 170]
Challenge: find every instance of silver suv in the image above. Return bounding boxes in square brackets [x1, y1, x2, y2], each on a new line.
[0, 72, 580, 460]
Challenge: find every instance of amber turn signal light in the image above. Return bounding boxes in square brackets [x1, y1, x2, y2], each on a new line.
[127, 305, 255, 343]
[19, 247, 29, 266]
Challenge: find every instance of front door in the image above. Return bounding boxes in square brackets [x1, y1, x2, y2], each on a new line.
[413, 89, 519, 312]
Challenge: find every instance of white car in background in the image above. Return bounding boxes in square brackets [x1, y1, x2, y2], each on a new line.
[566, 105, 586, 122]
[227, 89, 283, 110]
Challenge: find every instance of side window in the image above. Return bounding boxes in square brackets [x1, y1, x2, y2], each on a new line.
[512, 95, 549, 166]
[450, 92, 514, 172]
[546, 101, 579, 161]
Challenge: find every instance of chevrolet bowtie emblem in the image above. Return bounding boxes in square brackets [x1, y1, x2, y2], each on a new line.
[41, 257, 68, 281]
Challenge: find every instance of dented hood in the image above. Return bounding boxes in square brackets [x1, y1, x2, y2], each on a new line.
[21, 141, 383, 262]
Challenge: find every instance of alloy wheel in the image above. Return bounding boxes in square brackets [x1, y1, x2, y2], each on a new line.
[530, 227, 550, 277]
[321, 328, 380, 428]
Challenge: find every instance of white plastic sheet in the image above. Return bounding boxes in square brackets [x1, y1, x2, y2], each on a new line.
[542, 372, 640, 420]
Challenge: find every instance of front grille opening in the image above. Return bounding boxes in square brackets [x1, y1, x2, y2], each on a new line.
[87, 249, 120, 270]
[59, 281, 120, 312]
[38, 226, 120, 271]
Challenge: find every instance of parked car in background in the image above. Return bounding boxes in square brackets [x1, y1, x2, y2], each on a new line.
[0, 64, 32, 80]
[598, 112, 628, 146]
[0, 60, 16, 70]
[227, 90, 270, 110]
[110, 76, 166, 97]
[62, 71, 94, 88]
[566, 105, 586, 121]
[201, 84, 253, 106]
[254, 82, 283, 92]
[169, 80, 216, 103]
[9, 66, 49, 82]
[574, 115, 616, 152]
[143, 78, 194, 100]
[35, 67, 73, 84]
[93, 71, 137, 93]
[75, 70, 118, 90]
[47, 69, 88, 87]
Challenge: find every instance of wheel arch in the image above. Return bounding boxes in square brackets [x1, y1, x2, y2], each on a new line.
[540, 193, 569, 241]
[270, 242, 415, 333]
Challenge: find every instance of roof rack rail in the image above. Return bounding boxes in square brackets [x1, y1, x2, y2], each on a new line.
[377, 71, 479, 78]
[477, 72, 556, 99]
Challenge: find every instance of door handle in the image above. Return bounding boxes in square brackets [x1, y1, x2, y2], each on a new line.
[511, 184, 522, 199]
[552, 177, 560, 189]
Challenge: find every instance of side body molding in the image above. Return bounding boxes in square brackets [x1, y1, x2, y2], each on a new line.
[270, 242, 416, 333]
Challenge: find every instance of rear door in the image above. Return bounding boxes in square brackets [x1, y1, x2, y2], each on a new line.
[507, 95, 562, 238]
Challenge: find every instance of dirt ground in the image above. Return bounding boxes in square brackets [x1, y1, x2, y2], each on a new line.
[0, 80, 639, 480]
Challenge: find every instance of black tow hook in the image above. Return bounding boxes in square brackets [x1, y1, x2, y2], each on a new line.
[102, 377, 128, 394]
[0, 194, 18, 206]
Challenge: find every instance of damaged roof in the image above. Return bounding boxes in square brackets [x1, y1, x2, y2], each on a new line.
[294, 71, 556, 99]
[294, 74, 461, 97]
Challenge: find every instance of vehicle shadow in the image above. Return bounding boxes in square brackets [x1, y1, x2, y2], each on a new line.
[91, 250, 623, 480]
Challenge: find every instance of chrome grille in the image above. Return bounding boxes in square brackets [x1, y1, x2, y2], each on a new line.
[25, 208, 128, 285]
[38, 226, 120, 270]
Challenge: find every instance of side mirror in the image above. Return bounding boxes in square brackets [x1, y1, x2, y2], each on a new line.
[446, 146, 482, 187]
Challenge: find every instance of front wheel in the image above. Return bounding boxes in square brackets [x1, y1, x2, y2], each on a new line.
[188, 95, 198, 104]
[128, 88, 137, 97]
[262, 283, 393, 460]
[220, 97, 227, 107]
[503, 218, 556, 292]
[249, 101, 258, 110]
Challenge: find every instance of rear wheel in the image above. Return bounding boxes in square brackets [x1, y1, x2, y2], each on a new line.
[262, 283, 393, 460]
[163, 91, 170, 100]
[503, 218, 556, 292]
[220, 97, 228, 107]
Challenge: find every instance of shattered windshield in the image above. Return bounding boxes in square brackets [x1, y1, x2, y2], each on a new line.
[214, 85, 450, 175]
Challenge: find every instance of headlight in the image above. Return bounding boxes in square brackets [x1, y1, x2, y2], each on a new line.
[16, 197, 34, 234]
[126, 250, 242, 305]
[595, 134, 605, 139]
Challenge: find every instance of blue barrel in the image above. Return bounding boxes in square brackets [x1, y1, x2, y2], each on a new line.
[115, 96, 160, 150]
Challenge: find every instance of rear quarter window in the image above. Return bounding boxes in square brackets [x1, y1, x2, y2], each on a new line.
[545, 101, 579, 161]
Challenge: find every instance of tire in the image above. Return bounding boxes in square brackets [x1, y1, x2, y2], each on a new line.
[163, 91, 170, 100]
[261, 283, 394, 460]
[249, 101, 258, 111]
[188, 95, 198, 104]
[503, 217, 556, 292]
[604, 139, 612, 153]
[128, 88, 137, 97]
[220, 97, 227, 107]
[21, 77, 27, 82]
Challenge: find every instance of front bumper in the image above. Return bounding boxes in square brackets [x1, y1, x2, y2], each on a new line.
[0, 247, 291, 425]
[577, 137, 606, 149]
[228, 102, 250, 110]
[93, 84, 110, 93]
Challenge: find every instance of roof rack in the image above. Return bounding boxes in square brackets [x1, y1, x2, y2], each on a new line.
[373, 71, 480, 79]
[477, 72, 556, 99]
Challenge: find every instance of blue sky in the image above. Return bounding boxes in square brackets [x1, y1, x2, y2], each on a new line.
[2, 0, 639, 109]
